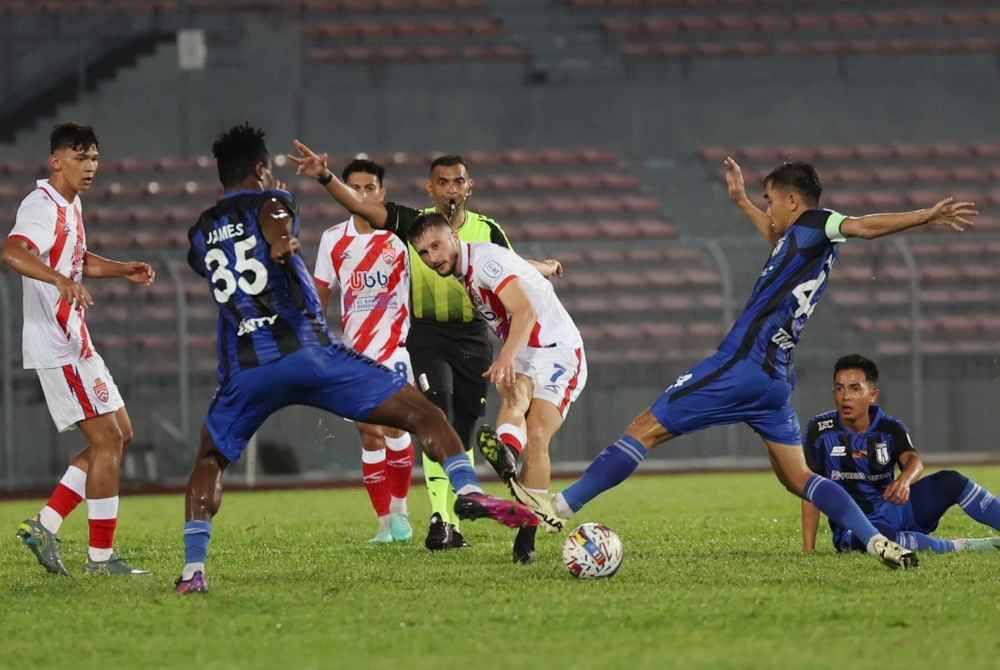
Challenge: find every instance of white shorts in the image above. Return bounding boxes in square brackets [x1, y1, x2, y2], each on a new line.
[35, 354, 124, 432]
[515, 345, 587, 418]
[378, 346, 415, 385]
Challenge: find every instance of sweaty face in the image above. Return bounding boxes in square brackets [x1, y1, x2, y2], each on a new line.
[763, 183, 798, 236]
[833, 369, 879, 425]
[411, 226, 459, 276]
[52, 144, 99, 193]
[427, 164, 472, 213]
[346, 171, 385, 204]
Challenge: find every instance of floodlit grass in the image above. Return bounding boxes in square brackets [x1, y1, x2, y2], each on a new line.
[3, 467, 999, 670]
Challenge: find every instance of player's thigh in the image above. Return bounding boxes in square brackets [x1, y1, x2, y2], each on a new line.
[302, 345, 409, 423]
[364, 383, 449, 441]
[356, 421, 387, 451]
[907, 474, 957, 533]
[649, 354, 765, 438]
[77, 411, 126, 451]
[113, 405, 135, 447]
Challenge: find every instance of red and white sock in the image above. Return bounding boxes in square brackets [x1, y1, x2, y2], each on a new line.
[385, 433, 413, 515]
[362, 448, 391, 519]
[497, 423, 527, 456]
[39, 465, 87, 534]
[87, 496, 118, 562]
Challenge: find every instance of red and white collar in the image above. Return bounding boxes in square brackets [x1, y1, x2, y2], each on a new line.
[36, 179, 77, 208]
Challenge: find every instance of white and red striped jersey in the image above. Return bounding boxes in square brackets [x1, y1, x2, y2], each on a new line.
[8, 179, 95, 369]
[313, 217, 410, 363]
[457, 241, 582, 349]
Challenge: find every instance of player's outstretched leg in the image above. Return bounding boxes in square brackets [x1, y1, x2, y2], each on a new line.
[78, 409, 149, 576]
[911, 470, 1000, 534]
[366, 385, 538, 531]
[897, 530, 1000, 553]
[175, 426, 227, 594]
[767, 441, 917, 570]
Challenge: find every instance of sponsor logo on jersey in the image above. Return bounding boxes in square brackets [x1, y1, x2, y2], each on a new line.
[771, 328, 796, 351]
[93, 378, 109, 403]
[817, 419, 835, 432]
[482, 259, 504, 279]
[830, 445, 846, 456]
[349, 270, 391, 292]
[207, 222, 245, 245]
[237, 314, 279, 335]
[830, 470, 893, 482]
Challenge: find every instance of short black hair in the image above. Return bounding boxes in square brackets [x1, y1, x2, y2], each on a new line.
[342, 158, 385, 185]
[406, 212, 450, 244]
[834, 354, 879, 385]
[763, 161, 822, 206]
[50, 123, 99, 154]
[429, 154, 467, 173]
[212, 122, 269, 189]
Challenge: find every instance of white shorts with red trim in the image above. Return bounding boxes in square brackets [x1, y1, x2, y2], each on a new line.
[36, 354, 124, 432]
[514, 345, 587, 418]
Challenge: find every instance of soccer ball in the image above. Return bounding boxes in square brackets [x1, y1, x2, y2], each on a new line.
[562, 522, 624, 579]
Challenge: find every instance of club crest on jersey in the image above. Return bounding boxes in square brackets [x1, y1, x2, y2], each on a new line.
[483, 259, 504, 279]
[380, 241, 397, 265]
[93, 378, 109, 403]
[875, 442, 890, 465]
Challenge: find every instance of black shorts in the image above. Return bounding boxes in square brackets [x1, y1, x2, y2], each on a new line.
[407, 318, 492, 420]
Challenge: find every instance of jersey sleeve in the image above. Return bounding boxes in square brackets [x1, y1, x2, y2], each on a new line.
[186, 221, 207, 278]
[803, 417, 824, 475]
[884, 418, 916, 460]
[9, 196, 56, 255]
[476, 246, 522, 294]
[484, 216, 512, 249]
[384, 202, 422, 241]
[313, 231, 338, 290]
[793, 209, 847, 250]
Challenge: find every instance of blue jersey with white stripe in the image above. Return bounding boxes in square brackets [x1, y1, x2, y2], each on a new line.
[804, 406, 915, 545]
[187, 189, 332, 382]
[716, 209, 846, 384]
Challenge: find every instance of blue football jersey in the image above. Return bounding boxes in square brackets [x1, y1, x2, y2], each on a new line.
[716, 209, 847, 384]
[187, 189, 332, 381]
[804, 406, 915, 545]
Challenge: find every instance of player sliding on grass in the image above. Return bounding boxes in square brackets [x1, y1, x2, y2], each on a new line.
[804, 354, 1000, 555]
[514, 158, 978, 570]
[406, 213, 583, 564]
[174, 124, 536, 594]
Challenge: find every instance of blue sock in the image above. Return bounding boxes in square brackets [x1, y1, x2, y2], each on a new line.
[958, 480, 1000, 530]
[897, 531, 956, 553]
[184, 520, 212, 566]
[562, 435, 647, 513]
[443, 453, 482, 495]
[804, 475, 880, 547]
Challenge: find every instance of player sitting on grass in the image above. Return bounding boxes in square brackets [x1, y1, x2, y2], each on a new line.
[406, 213, 579, 565]
[803, 354, 1000, 555]
[511, 158, 977, 571]
[174, 124, 537, 594]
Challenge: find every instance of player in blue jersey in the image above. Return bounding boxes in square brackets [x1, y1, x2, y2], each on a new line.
[512, 158, 977, 570]
[803, 354, 1000, 555]
[174, 124, 537, 594]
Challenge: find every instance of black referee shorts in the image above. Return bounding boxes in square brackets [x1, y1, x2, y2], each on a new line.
[406, 319, 491, 423]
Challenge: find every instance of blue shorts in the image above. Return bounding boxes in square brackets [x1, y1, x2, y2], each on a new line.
[205, 344, 408, 463]
[835, 476, 954, 551]
[650, 352, 801, 445]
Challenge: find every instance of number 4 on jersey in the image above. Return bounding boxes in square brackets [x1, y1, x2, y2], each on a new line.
[205, 236, 269, 303]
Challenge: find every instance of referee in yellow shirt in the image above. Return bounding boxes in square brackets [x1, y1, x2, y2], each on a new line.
[291, 141, 512, 549]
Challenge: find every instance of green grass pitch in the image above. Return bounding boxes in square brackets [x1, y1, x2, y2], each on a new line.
[3, 468, 999, 670]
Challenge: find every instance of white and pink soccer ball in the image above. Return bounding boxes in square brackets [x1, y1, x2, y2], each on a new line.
[562, 522, 624, 579]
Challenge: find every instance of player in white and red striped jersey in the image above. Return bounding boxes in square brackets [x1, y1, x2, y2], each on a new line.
[2, 123, 155, 576]
[313, 159, 415, 544]
[407, 212, 585, 563]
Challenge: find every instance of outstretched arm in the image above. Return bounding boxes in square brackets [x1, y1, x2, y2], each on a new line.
[483, 278, 537, 386]
[527, 258, 563, 278]
[287, 139, 390, 229]
[840, 197, 977, 240]
[724, 157, 778, 247]
[84, 251, 155, 284]
[2, 237, 94, 306]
